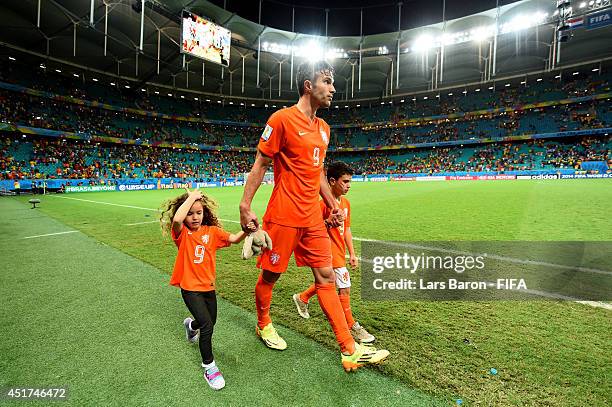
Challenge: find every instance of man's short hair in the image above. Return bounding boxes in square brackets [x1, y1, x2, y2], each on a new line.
[296, 61, 335, 97]
[326, 161, 353, 181]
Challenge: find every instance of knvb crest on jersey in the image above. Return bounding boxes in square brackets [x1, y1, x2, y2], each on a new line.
[202, 234, 209, 244]
[320, 129, 328, 145]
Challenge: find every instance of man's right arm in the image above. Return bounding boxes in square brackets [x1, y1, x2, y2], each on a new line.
[239, 150, 273, 232]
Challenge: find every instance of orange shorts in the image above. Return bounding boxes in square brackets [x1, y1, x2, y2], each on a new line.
[257, 221, 332, 273]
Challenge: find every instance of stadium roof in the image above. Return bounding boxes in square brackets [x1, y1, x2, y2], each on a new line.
[0, 0, 611, 102]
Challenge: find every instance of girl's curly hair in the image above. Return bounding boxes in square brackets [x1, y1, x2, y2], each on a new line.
[159, 192, 220, 236]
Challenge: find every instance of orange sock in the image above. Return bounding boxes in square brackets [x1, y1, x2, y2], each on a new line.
[338, 294, 356, 328]
[299, 284, 317, 303]
[316, 282, 355, 354]
[255, 273, 275, 329]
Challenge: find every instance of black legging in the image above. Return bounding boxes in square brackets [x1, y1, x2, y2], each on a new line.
[181, 289, 217, 364]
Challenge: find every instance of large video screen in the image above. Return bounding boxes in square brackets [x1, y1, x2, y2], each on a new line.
[180, 10, 231, 67]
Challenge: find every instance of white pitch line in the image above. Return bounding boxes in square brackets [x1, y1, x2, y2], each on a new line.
[353, 238, 612, 276]
[124, 220, 159, 226]
[22, 230, 78, 239]
[54, 196, 159, 211]
[51, 195, 611, 309]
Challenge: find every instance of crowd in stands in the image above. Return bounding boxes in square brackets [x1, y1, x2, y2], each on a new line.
[334, 136, 611, 175]
[2, 134, 609, 180]
[0, 136, 252, 180]
[1, 60, 611, 181]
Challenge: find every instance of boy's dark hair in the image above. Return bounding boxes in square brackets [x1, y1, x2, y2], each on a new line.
[296, 60, 335, 96]
[326, 161, 353, 181]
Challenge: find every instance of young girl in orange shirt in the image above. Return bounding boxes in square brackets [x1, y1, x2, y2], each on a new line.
[161, 188, 247, 390]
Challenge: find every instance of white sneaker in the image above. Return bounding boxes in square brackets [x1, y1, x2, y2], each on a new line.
[203, 364, 225, 390]
[350, 322, 375, 344]
[183, 317, 199, 343]
[292, 293, 310, 319]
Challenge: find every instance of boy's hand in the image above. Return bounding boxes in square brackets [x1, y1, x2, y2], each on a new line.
[328, 208, 344, 228]
[349, 255, 359, 269]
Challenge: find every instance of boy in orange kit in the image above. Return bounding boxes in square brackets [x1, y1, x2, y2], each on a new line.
[293, 161, 375, 344]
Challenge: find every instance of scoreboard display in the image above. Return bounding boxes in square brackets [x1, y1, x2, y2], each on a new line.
[180, 10, 231, 67]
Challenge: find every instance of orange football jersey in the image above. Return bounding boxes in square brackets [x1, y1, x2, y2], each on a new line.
[170, 225, 231, 291]
[258, 106, 331, 227]
[320, 196, 351, 268]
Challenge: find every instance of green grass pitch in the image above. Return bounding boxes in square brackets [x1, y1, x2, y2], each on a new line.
[1, 180, 610, 406]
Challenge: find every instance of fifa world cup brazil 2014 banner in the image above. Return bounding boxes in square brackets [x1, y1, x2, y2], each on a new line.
[65, 185, 116, 193]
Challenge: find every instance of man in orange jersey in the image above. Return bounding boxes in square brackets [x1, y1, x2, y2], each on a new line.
[292, 161, 375, 344]
[239, 61, 389, 371]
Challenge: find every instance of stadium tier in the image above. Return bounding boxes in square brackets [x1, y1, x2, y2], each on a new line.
[2, 134, 609, 181]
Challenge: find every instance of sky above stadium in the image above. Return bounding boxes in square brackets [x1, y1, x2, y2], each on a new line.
[207, 0, 521, 36]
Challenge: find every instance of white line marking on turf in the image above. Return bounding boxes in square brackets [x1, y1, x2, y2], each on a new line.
[52, 195, 610, 310]
[353, 238, 612, 276]
[54, 196, 158, 211]
[54, 196, 242, 225]
[22, 230, 78, 239]
[356, 255, 612, 310]
[124, 220, 159, 226]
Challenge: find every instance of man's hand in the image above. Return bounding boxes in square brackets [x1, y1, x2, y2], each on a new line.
[328, 208, 345, 228]
[240, 203, 259, 233]
[349, 255, 359, 269]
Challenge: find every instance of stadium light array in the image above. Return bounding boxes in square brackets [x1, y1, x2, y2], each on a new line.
[195, 97, 199, 101]
[154, 91, 159, 94]
[8, 56, 15, 61]
[125, 85, 130, 89]
[92, 78, 98, 82]
[378, 46, 389, 55]
[141, 88, 146, 91]
[55, 69, 61, 73]
[448, 92, 453, 96]
[475, 88, 481, 92]
[408, 12, 547, 53]
[572, 71, 579, 75]
[579, 1, 587, 7]
[592, 68, 599, 72]
[537, 78, 543, 81]
[110, 82, 116, 86]
[261, 41, 348, 60]
[73, 73, 79, 78]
